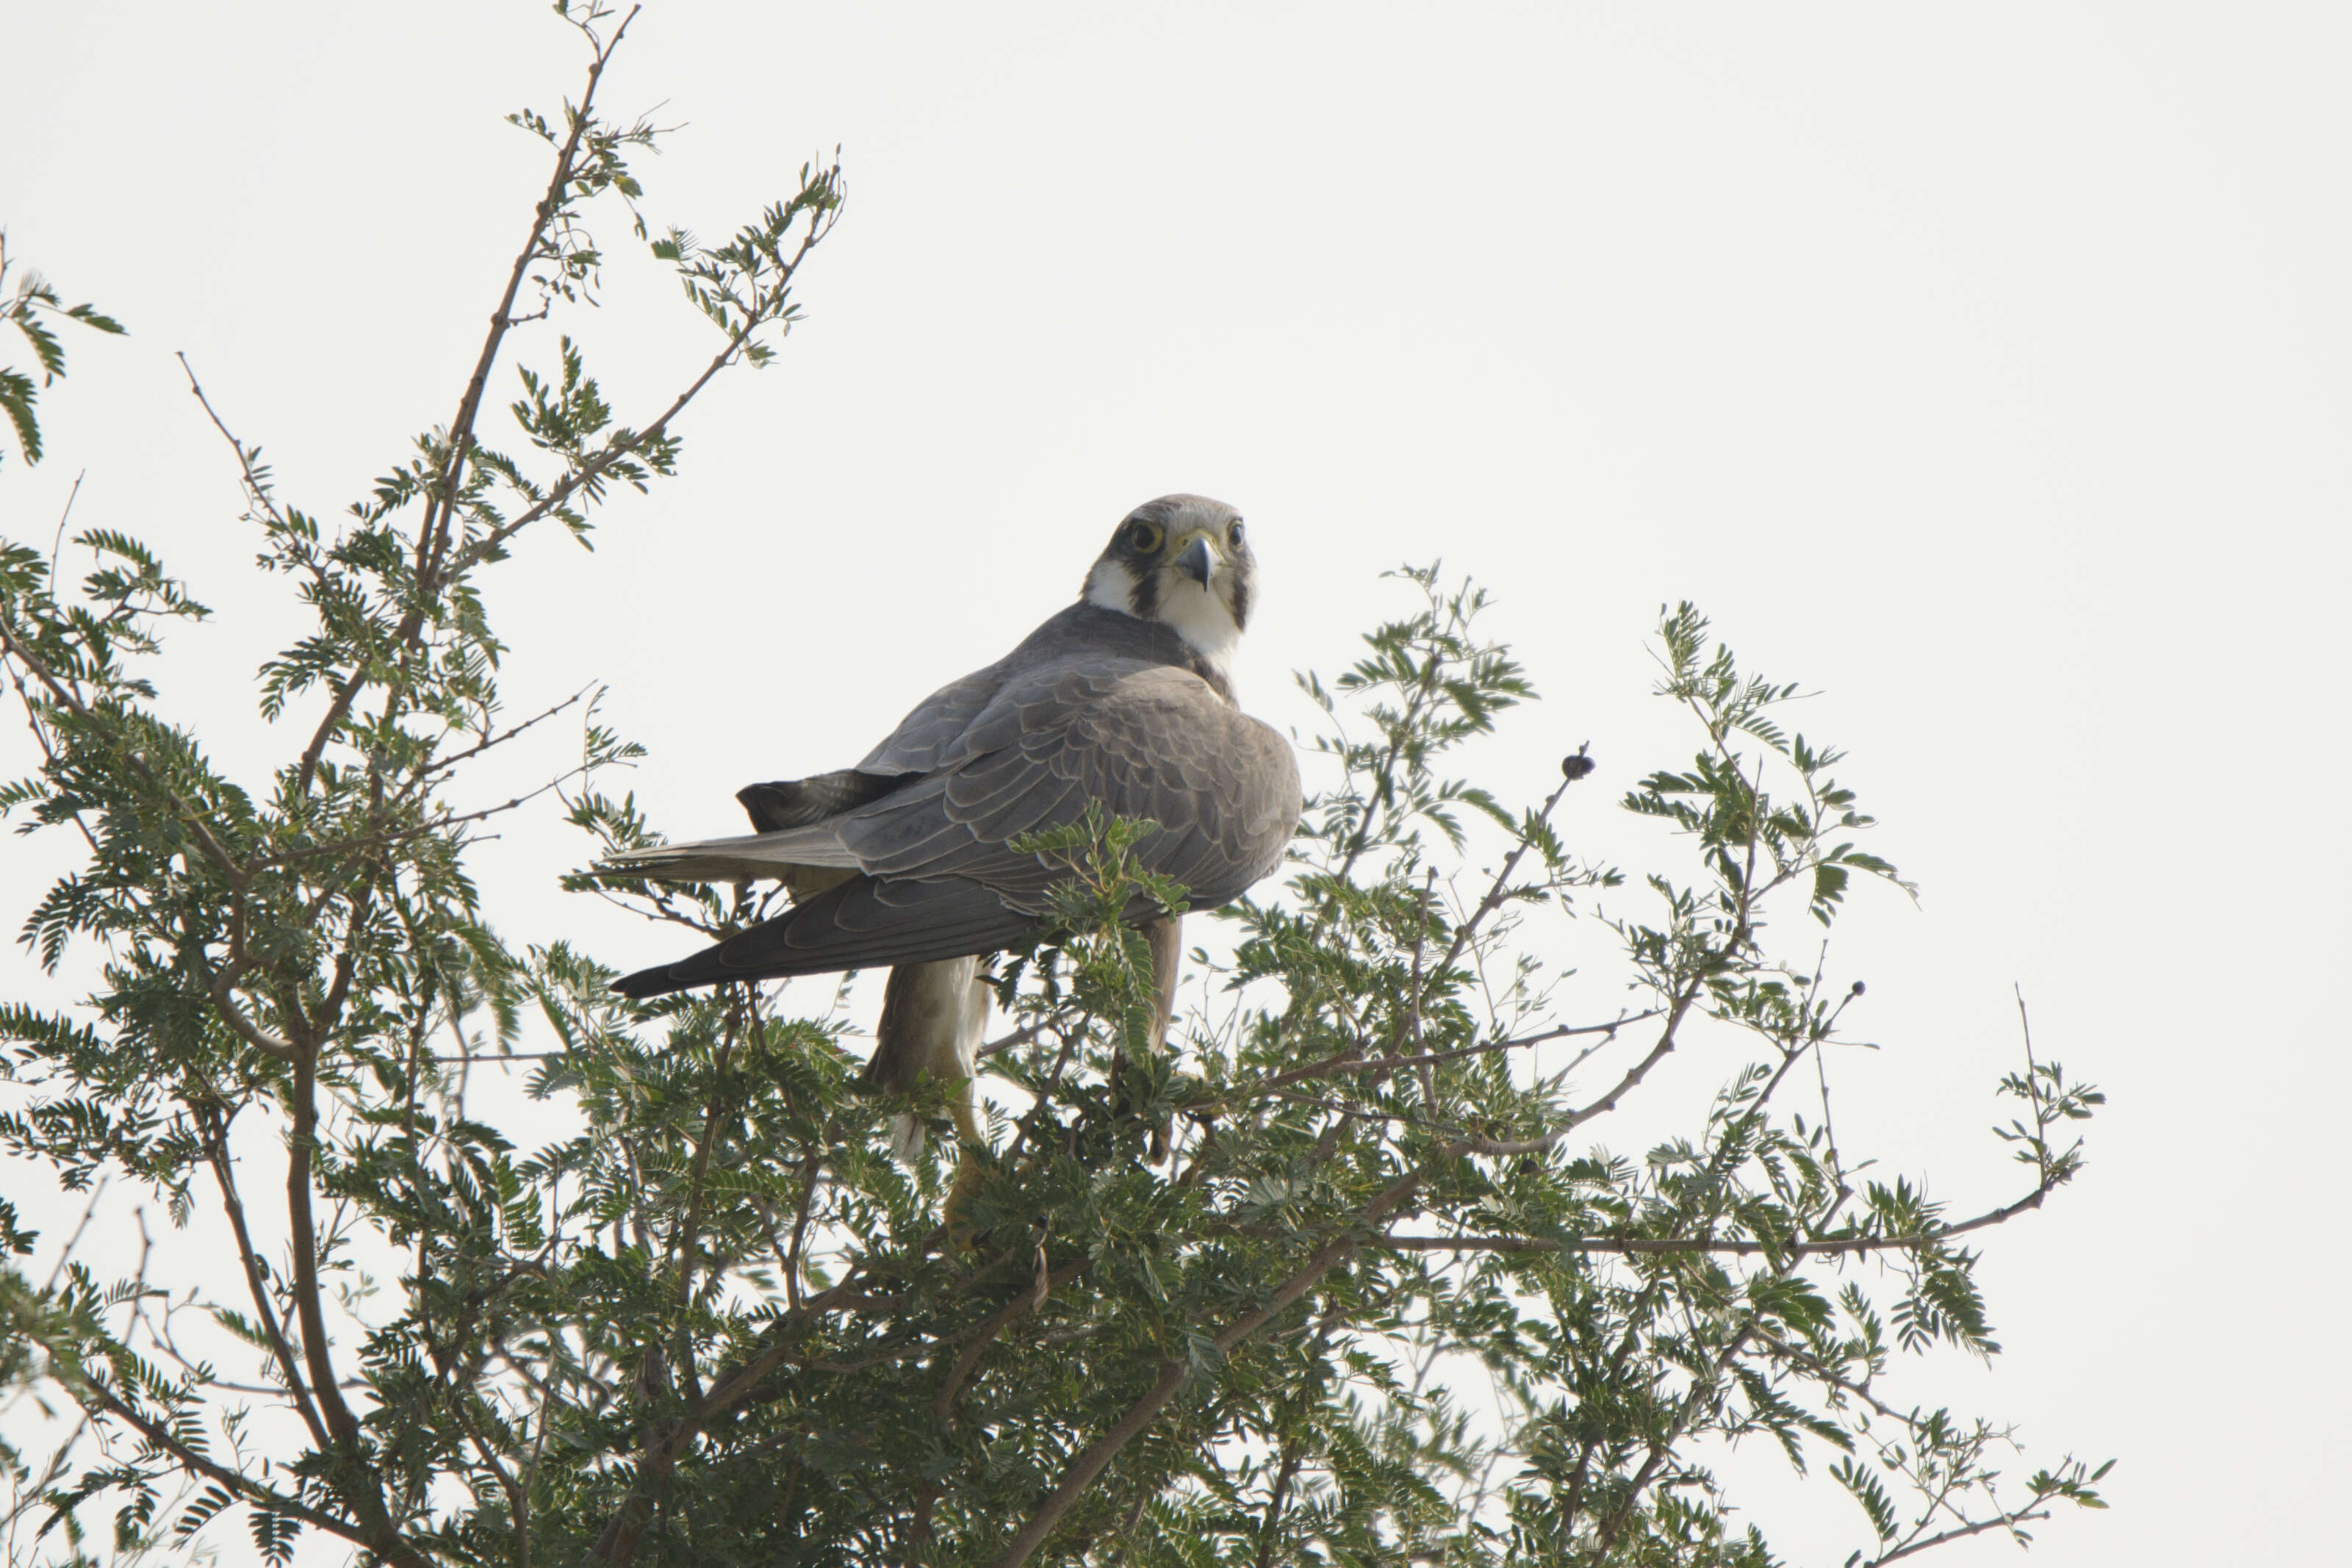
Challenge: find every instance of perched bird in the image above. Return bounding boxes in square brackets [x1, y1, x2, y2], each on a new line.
[606, 495, 1302, 1178]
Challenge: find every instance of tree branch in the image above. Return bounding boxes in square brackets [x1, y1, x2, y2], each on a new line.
[1864, 1502, 2057, 1565]
[1218, 1010, 1659, 1103]
[282, 1049, 416, 1563]
[416, 683, 594, 781]
[198, 1106, 329, 1450]
[1442, 978, 1707, 1158]
[205, 969, 297, 1061]
[1379, 1178, 2054, 1259]
[448, 196, 835, 582]
[175, 352, 290, 532]
[292, 10, 636, 801]
[1428, 768, 1580, 984]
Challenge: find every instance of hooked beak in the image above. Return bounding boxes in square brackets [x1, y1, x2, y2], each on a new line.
[1176, 532, 1216, 587]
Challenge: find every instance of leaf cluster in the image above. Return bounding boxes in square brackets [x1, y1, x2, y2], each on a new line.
[0, 231, 126, 468]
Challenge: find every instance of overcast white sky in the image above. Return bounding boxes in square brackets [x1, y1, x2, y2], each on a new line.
[4, 3, 2348, 1564]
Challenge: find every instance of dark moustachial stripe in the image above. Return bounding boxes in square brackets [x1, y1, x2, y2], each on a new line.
[1127, 559, 1160, 620]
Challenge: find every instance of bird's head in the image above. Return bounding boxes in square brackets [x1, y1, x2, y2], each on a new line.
[1082, 494, 1256, 669]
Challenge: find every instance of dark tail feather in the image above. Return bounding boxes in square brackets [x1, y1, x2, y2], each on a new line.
[611, 966, 676, 1000]
[609, 874, 1035, 999]
[736, 769, 905, 832]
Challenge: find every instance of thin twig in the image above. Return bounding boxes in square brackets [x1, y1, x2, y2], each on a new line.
[1378, 1175, 2057, 1258]
[251, 761, 599, 868]
[46, 468, 84, 575]
[176, 354, 288, 531]
[1220, 1011, 1658, 1104]
[783, 1154, 822, 1314]
[1863, 1504, 2058, 1565]
[1429, 769, 1580, 985]
[419, 683, 595, 780]
[1445, 971, 1725, 1159]
[289, 10, 641, 802]
[453, 184, 838, 580]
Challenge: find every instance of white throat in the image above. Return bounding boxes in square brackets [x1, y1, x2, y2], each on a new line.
[1157, 581, 1240, 680]
[1085, 561, 1241, 688]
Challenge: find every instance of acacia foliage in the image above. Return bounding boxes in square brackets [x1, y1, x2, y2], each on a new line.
[0, 7, 2106, 1567]
[0, 230, 125, 470]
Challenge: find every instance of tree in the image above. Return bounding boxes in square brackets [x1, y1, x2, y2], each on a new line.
[0, 7, 2107, 1564]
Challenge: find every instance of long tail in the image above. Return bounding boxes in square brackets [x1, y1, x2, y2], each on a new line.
[599, 827, 860, 887]
[610, 877, 1034, 999]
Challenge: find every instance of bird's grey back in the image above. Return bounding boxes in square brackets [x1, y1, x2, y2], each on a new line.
[857, 603, 1226, 777]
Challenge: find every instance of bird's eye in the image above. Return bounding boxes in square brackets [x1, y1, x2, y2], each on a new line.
[1128, 522, 1165, 553]
[1227, 519, 1245, 548]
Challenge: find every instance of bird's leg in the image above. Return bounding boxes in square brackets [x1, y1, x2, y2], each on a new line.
[871, 957, 988, 1161]
[1143, 914, 1182, 1050]
[940, 963, 993, 1242]
[1110, 915, 1183, 1161]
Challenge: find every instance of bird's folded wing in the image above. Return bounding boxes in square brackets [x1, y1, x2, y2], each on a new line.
[839, 661, 1301, 912]
[600, 823, 863, 884]
[605, 656, 1301, 993]
[857, 662, 1008, 774]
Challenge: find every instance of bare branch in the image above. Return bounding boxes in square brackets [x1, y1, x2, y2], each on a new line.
[977, 1017, 1049, 1059]
[176, 352, 289, 532]
[1428, 767, 1581, 983]
[204, 971, 297, 1061]
[1441, 979, 1708, 1159]
[251, 759, 598, 868]
[418, 682, 594, 780]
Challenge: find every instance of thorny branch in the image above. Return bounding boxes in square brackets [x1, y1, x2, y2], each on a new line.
[289, 7, 639, 803]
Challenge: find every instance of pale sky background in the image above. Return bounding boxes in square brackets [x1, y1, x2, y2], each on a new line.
[4, 3, 2349, 1564]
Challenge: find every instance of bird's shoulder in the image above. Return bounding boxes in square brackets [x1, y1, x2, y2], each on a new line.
[857, 603, 1225, 775]
[1006, 603, 1224, 689]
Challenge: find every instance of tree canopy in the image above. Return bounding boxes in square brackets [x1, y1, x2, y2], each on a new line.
[0, 7, 2106, 1565]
